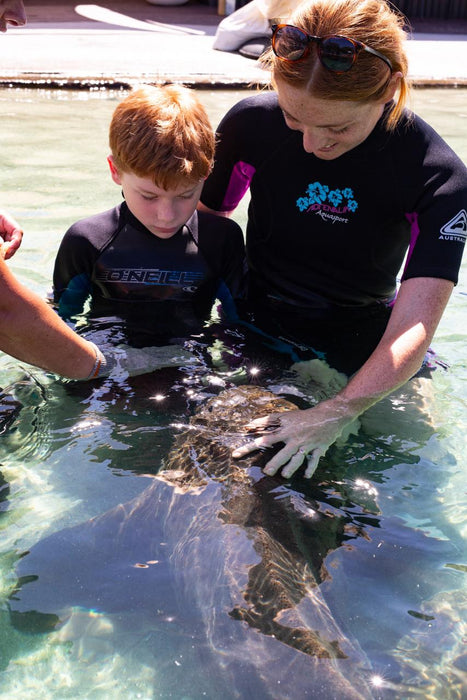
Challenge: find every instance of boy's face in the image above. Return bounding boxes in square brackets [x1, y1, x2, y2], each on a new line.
[108, 157, 204, 239]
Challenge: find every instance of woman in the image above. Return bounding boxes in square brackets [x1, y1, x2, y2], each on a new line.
[200, 0, 466, 478]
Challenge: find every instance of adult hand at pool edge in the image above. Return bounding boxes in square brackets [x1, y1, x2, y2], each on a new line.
[232, 397, 359, 479]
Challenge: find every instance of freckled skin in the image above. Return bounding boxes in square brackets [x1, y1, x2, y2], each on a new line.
[276, 80, 385, 160]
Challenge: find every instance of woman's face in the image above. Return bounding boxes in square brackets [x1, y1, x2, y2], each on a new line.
[0, 0, 26, 32]
[276, 80, 386, 160]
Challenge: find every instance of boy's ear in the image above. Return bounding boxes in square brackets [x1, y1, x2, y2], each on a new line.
[107, 155, 122, 185]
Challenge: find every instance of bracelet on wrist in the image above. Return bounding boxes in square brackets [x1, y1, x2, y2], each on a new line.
[86, 342, 106, 380]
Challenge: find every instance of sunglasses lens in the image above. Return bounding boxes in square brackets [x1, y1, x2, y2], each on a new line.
[319, 37, 356, 72]
[273, 26, 309, 61]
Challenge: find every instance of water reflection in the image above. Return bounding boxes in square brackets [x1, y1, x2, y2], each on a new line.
[0, 88, 466, 699]
[10, 386, 377, 699]
[1, 352, 465, 698]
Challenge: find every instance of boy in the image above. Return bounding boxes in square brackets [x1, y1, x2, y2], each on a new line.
[52, 85, 245, 346]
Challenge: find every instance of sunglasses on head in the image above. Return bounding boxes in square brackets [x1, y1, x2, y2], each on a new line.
[271, 24, 393, 74]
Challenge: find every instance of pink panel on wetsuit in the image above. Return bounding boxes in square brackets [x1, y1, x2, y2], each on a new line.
[403, 212, 420, 276]
[388, 212, 420, 307]
[221, 161, 256, 212]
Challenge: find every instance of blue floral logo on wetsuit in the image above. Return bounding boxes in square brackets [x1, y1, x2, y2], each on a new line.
[296, 182, 358, 223]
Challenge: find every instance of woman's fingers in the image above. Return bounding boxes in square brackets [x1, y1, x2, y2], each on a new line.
[232, 407, 332, 479]
[268, 446, 306, 478]
[304, 449, 324, 479]
[231, 438, 264, 459]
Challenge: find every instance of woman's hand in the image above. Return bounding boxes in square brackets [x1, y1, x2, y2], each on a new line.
[232, 398, 358, 479]
[232, 279, 455, 480]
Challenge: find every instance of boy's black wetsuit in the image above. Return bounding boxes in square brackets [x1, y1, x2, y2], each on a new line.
[201, 93, 466, 374]
[53, 203, 245, 346]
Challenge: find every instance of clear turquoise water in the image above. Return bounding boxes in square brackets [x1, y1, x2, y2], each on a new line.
[0, 88, 466, 700]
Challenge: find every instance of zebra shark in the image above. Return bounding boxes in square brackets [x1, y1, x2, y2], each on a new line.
[10, 385, 375, 698]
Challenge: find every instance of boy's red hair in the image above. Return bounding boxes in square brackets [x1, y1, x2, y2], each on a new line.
[109, 84, 215, 188]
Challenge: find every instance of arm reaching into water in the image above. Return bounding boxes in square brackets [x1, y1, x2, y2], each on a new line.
[0, 209, 23, 259]
[0, 255, 100, 378]
[0, 256, 189, 380]
[232, 277, 454, 478]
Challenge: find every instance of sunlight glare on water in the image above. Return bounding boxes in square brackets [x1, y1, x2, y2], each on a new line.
[0, 87, 466, 700]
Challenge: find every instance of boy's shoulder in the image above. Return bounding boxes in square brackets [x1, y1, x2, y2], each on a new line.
[66, 204, 122, 239]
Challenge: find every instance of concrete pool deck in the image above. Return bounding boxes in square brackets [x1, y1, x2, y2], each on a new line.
[0, 0, 466, 88]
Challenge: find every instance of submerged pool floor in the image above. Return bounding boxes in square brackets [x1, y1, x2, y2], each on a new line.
[0, 88, 466, 699]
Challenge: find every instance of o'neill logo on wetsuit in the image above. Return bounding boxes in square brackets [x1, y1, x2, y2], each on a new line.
[96, 268, 205, 286]
[296, 181, 358, 224]
[439, 209, 466, 243]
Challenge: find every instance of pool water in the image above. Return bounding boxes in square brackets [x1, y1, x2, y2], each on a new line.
[0, 88, 466, 699]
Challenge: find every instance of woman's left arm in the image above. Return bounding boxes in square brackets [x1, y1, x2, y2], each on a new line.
[233, 277, 454, 478]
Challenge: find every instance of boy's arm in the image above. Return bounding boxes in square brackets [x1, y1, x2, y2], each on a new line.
[52, 224, 95, 319]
